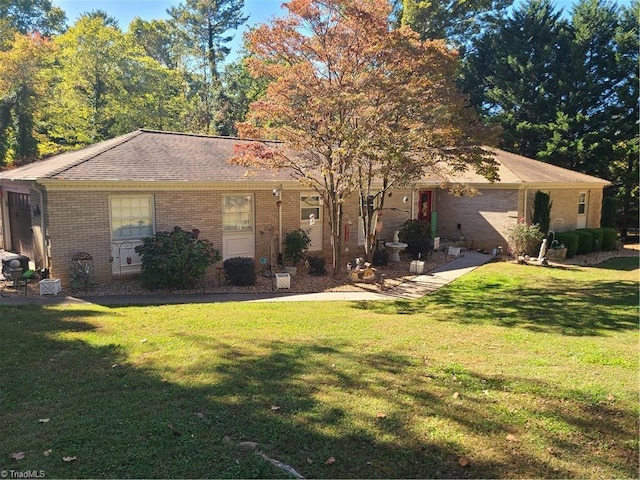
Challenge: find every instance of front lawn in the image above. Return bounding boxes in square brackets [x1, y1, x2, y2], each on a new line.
[1, 258, 637, 478]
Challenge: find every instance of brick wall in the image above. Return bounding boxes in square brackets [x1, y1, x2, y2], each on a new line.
[530, 188, 604, 232]
[436, 188, 519, 251]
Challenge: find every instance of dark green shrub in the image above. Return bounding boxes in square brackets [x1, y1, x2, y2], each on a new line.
[584, 228, 604, 251]
[406, 239, 433, 259]
[601, 228, 618, 250]
[283, 229, 311, 265]
[601, 197, 617, 229]
[574, 230, 594, 255]
[135, 226, 221, 289]
[532, 191, 552, 234]
[372, 249, 389, 266]
[398, 219, 432, 258]
[555, 232, 579, 258]
[398, 219, 431, 243]
[306, 255, 327, 276]
[223, 257, 256, 286]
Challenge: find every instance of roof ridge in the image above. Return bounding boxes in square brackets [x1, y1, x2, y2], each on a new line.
[138, 128, 282, 144]
[484, 147, 526, 183]
[45, 130, 145, 178]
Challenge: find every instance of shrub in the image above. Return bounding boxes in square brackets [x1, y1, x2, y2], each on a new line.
[601, 228, 618, 251]
[306, 255, 327, 276]
[583, 228, 604, 251]
[601, 197, 617, 229]
[283, 229, 311, 265]
[506, 222, 544, 256]
[532, 191, 552, 234]
[223, 257, 256, 286]
[135, 226, 221, 289]
[398, 219, 431, 242]
[398, 219, 432, 258]
[555, 232, 579, 258]
[574, 230, 594, 255]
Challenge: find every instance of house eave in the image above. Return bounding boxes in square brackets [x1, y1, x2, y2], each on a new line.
[36, 178, 302, 191]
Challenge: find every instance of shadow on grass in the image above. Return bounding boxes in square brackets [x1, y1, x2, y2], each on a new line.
[355, 260, 639, 337]
[1, 306, 637, 478]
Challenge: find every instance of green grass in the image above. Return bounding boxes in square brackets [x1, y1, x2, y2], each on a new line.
[1, 257, 638, 478]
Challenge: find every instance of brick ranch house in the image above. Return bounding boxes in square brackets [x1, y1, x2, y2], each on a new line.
[0, 129, 609, 287]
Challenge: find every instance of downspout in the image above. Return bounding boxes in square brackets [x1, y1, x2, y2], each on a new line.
[32, 180, 49, 271]
[523, 184, 530, 223]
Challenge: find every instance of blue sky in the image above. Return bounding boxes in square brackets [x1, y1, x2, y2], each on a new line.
[53, 0, 631, 62]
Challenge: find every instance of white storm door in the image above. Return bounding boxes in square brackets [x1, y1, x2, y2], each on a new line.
[577, 192, 587, 229]
[222, 194, 255, 260]
[301, 194, 322, 251]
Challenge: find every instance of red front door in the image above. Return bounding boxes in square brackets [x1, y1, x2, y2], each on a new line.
[418, 190, 432, 223]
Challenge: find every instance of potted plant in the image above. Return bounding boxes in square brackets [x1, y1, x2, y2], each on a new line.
[283, 229, 311, 276]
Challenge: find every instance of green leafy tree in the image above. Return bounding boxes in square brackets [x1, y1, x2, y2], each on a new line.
[216, 57, 267, 136]
[129, 18, 182, 69]
[461, 0, 571, 159]
[398, 0, 514, 45]
[0, 32, 54, 166]
[43, 16, 187, 147]
[0, 0, 66, 37]
[168, 0, 247, 133]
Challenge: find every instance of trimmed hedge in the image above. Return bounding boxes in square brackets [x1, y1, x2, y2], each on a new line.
[223, 257, 256, 286]
[601, 228, 618, 251]
[583, 228, 604, 251]
[555, 232, 579, 258]
[574, 230, 594, 255]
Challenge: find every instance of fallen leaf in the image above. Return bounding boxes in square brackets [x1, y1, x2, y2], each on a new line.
[458, 456, 471, 467]
[39, 418, 50, 423]
[62, 456, 77, 462]
[546, 447, 556, 456]
[606, 393, 615, 402]
[376, 412, 387, 419]
[452, 392, 460, 399]
[167, 423, 182, 437]
[270, 405, 281, 411]
[306, 458, 313, 465]
[11, 452, 26, 460]
[43, 449, 52, 457]
[238, 441, 258, 450]
[325, 456, 336, 465]
[194, 412, 205, 418]
[140, 338, 148, 343]
[506, 434, 519, 442]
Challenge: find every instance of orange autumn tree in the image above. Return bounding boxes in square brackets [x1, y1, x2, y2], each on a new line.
[233, 0, 497, 274]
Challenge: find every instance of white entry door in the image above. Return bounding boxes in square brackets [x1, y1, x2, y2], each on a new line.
[300, 193, 322, 251]
[577, 192, 587, 229]
[222, 194, 255, 260]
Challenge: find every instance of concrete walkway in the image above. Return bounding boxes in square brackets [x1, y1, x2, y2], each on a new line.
[0, 252, 493, 306]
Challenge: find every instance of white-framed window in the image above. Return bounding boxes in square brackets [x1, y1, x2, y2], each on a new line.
[110, 195, 154, 275]
[300, 195, 321, 222]
[223, 195, 253, 232]
[110, 195, 154, 240]
[578, 192, 586, 215]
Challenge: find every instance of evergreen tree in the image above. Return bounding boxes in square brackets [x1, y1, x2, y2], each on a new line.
[461, 0, 571, 159]
[168, 0, 247, 133]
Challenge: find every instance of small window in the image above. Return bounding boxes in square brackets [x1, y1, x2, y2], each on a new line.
[110, 195, 154, 240]
[223, 195, 253, 231]
[300, 195, 321, 221]
[578, 192, 586, 215]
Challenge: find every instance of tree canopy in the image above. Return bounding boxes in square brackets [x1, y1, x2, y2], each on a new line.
[233, 0, 497, 272]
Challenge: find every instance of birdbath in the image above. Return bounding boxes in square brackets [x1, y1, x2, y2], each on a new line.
[385, 242, 407, 262]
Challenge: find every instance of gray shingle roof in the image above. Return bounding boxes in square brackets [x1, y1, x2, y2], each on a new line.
[0, 129, 608, 186]
[0, 130, 291, 183]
